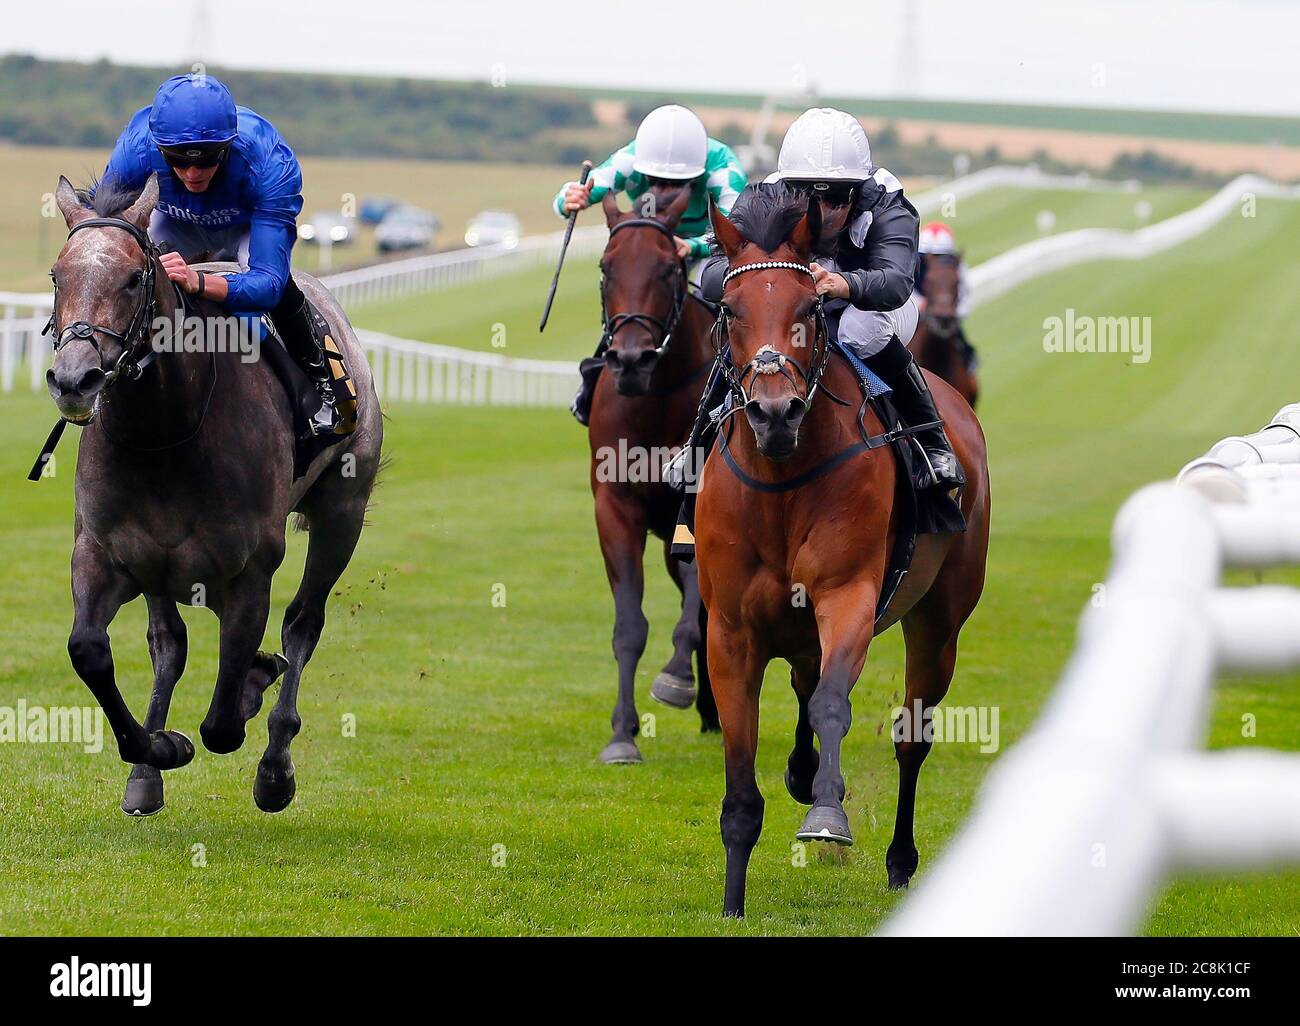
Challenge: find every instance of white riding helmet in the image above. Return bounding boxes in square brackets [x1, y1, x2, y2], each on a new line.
[775, 107, 873, 182]
[632, 105, 708, 180]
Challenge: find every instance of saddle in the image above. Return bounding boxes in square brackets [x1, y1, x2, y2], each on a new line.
[670, 342, 965, 623]
[259, 300, 358, 479]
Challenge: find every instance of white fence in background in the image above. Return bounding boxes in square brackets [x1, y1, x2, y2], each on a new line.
[358, 329, 578, 406]
[968, 174, 1300, 310]
[317, 225, 607, 310]
[912, 163, 1141, 216]
[884, 405, 1300, 936]
[0, 295, 52, 394]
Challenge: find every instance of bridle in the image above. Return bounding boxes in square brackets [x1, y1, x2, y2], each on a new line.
[45, 216, 163, 388]
[599, 217, 687, 358]
[712, 260, 831, 414]
[27, 214, 216, 479]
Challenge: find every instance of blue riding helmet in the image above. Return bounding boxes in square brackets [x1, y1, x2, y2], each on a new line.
[147, 74, 239, 147]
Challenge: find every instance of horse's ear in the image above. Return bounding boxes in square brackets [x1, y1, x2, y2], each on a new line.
[121, 174, 160, 231]
[789, 194, 821, 261]
[662, 185, 693, 231]
[709, 199, 744, 261]
[602, 189, 624, 229]
[55, 176, 89, 228]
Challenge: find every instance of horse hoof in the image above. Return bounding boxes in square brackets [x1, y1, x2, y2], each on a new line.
[253, 762, 297, 813]
[121, 766, 165, 816]
[886, 847, 919, 889]
[200, 720, 245, 755]
[150, 730, 195, 770]
[599, 740, 642, 765]
[784, 766, 816, 806]
[795, 805, 853, 846]
[650, 673, 695, 709]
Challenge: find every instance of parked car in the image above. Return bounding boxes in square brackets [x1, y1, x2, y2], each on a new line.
[359, 197, 402, 226]
[465, 211, 520, 249]
[375, 206, 440, 253]
[298, 211, 356, 245]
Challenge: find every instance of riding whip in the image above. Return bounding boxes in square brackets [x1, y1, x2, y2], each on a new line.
[539, 159, 592, 332]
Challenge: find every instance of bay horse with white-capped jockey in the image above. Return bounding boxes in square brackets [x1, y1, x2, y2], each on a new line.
[696, 192, 990, 917]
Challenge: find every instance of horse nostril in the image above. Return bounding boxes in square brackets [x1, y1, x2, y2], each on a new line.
[76, 367, 106, 394]
[636, 349, 659, 369]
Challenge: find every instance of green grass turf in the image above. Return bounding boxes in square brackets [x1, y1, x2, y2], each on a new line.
[1, 197, 1299, 936]
[348, 183, 1211, 362]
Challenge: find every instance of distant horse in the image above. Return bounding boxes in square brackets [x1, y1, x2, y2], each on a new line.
[586, 186, 720, 764]
[696, 194, 990, 916]
[43, 174, 382, 815]
[910, 254, 979, 408]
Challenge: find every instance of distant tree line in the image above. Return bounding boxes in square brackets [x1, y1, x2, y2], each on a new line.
[0, 54, 603, 163]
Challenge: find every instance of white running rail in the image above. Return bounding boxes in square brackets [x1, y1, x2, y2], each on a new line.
[317, 225, 607, 310]
[357, 329, 578, 406]
[912, 164, 1141, 216]
[883, 404, 1300, 936]
[967, 174, 1300, 310]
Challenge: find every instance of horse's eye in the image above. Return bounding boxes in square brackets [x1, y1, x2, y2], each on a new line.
[125, 270, 143, 290]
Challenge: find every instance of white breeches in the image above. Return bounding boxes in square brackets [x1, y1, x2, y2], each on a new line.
[837, 294, 919, 358]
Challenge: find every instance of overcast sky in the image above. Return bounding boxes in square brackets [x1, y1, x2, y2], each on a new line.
[5, 0, 1296, 116]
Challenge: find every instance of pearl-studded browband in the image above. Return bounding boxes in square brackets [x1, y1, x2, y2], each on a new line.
[721, 261, 816, 287]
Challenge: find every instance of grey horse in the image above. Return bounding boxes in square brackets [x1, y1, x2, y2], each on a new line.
[44, 174, 382, 815]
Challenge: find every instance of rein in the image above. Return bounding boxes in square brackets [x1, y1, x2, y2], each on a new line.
[599, 217, 687, 358]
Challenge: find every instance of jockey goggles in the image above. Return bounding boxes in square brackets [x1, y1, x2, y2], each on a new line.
[159, 141, 231, 169]
[788, 181, 859, 208]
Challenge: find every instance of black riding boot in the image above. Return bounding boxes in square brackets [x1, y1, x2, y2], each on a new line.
[664, 364, 728, 492]
[570, 346, 606, 426]
[867, 335, 965, 491]
[269, 280, 339, 438]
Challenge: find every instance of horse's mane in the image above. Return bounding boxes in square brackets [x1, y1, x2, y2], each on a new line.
[729, 182, 810, 252]
[74, 174, 147, 218]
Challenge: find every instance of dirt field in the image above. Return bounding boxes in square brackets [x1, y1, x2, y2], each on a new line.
[594, 99, 1300, 179]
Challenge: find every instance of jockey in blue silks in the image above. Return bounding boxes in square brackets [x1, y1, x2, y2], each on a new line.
[102, 72, 338, 436]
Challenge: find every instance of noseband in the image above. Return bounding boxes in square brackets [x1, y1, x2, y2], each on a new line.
[45, 216, 162, 387]
[599, 217, 687, 357]
[712, 261, 831, 411]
